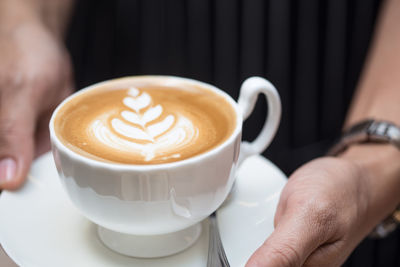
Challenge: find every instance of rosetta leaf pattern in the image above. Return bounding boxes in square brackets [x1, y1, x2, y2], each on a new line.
[112, 87, 175, 142]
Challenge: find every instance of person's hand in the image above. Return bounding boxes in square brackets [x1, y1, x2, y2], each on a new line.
[246, 156, 377, 267]
[0, 18, 73, 190]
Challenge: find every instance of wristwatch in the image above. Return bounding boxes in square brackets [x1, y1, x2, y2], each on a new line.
[328, 119, 400, 156]
[328, 119, 400, 238]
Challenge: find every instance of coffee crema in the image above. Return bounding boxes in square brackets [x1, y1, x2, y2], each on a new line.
[54, 78, 236, 164]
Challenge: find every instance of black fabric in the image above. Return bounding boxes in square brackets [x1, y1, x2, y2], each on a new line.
[66, 1, 400, 266]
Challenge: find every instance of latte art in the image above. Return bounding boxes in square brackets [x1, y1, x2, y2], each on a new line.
[90, 87, 198, 161]
[54, 77, 236, 164]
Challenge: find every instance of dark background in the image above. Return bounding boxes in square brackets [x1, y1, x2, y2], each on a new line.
[66, 0, 400, 266]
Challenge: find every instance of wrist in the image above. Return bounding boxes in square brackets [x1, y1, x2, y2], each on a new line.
[340, 143, 400, 178]
[339, 144, 400, 223]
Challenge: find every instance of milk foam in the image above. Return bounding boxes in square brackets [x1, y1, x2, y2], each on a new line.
[55, 79, 236, 165]
[88, 87, 198, 162]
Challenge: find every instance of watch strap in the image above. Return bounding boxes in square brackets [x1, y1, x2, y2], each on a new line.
[328, 119, 400, 156]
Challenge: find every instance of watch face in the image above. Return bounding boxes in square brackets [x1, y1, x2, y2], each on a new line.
[368, 121, 400, 143]
[387, 126, 400, 147]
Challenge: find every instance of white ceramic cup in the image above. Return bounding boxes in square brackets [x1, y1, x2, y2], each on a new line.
[49, 76, 281, 258]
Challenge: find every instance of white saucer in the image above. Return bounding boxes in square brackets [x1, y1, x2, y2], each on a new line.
[0, 153, 286, 267]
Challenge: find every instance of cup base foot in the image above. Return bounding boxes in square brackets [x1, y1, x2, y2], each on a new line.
[97, 223, 202, 258]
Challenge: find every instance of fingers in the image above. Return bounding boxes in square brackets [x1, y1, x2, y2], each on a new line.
[302, 240, 346, 267]
[34, 109, 54, 158]
[246, 197, 337, 267]
[34, 72, 73, 158]
[246, 218, 316, 266]
[0, 92, 36, 190]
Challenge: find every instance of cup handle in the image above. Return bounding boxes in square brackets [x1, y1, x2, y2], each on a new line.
[237, 77, 281, 166]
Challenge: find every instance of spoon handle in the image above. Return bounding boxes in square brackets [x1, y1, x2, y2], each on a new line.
[207, 212, 230, 267]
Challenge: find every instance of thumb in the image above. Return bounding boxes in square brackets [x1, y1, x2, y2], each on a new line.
[0, 93, 36, 190]
[246, 206, 328, 267]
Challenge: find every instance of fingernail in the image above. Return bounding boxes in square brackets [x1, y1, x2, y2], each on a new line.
[0, 158, 16, 184]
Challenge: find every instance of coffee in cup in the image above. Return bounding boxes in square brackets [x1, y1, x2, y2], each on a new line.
[54, 78, 236, 165]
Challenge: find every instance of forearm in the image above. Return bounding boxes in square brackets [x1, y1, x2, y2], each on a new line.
[346, 0, 400, 126]
[341, 0, 400, 224]
[0, 0, 75, 39]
